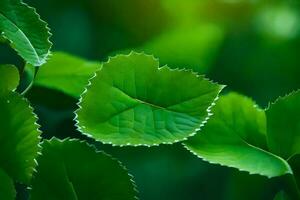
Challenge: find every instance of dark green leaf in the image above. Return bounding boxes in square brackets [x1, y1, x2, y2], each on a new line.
[184, 93, 292, 178]
[274, 191, 290, 200]
[76, 52, 224, 146]
[29, 138, 137, 200]
[0, 0, 52, 66]
[0, 91, 41, 184]
[140, 25, 224, 73]
[266, 90, 300, 159]
[31, 52, 100, 97]
[0, 168, 15, 200]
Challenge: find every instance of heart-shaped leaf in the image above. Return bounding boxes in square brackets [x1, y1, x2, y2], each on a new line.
[30, 52, 100, 97]
[75, 52, 224, 146]
[0, 91, 41, 184]
[0, 0, 52, 66]
[29, 138, 138, 200]
[0, 169, 15, 200]
[184, 93, 292, 178]
[0, 64, 19, 91]
[266, 90, 300, 160]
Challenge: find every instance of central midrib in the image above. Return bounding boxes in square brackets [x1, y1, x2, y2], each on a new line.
[0, 9, 40, 63]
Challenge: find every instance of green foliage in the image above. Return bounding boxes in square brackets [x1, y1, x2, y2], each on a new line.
[0, 64, 19, 92]
[118, 24, 224, 73]
[31, 52, 100, 97]
[0, 0, 52, 66]
[0, 169, 15, 200]
[266, 90, 300, 159]
[0, 0, 300, 199]
[29, 138, 137, 200]
[0, 91, 41, 184]
[184, 93, 292, 178]
[76, 52, 224, 146]
[139, 25, 224, 73]
[274, 191, 290, 200]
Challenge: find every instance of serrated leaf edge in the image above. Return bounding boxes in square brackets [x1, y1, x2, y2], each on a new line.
[74, 51, 225, 147]
[7, 91, 42, 184]
[265, 89, 300, 161]
[29, 137, 139, 200]
[182, 138, 293, 179]
[265, 89, 300, 111]
[0, 0, 52, 66]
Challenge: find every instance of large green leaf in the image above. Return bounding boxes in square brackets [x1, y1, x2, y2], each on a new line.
[0, 64, 19, 91]
[0, 168, 15, 200]
[31, 52, 100, 97]
[184, 93, 292, 178]
[76, 52, 223, 146]
[29, 138, 137, 200]
[0, 91, 41, 184]
[0, 0, 52, 66]
[266, 90, 300, 159]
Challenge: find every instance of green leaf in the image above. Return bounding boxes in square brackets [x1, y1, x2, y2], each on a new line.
[31, 52, 100, 97]
[116, 25, 224, 74]
[140, 25, 224, 73]
[0, 0, 52, 66]
[0, 168, 16, 200]
[266, 90, 300, 159]
[75, 52, 223, 146]
[29, 138, 138, 200]
[0, 91, 41, 184]
[184, 93, 292, 178]
[0, 64, 19, 91]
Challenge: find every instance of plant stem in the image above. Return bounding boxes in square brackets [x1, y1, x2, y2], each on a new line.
[20, 67, 39, 96]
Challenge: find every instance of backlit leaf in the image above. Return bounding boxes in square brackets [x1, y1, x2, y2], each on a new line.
[76, 52, 223, 146]
[0, 0, 52, 66]
[266, 90, 300, 159]
[184, 93, 292, 178]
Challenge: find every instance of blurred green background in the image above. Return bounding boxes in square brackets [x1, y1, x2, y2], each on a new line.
[2, 0, 300, 199]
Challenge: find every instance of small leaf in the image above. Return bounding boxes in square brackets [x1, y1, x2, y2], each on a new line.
[76, 52, 223, 146]
[0, 91, 41, 184]
[0, 168, 16, 200]
[266, 90, 300, 159]
[0, 64, 19, 91]
[0, 0, 52, 66]
[184, 93, 292, 178]
[29, 138, 138, 200]
[30, 52, 100, 97]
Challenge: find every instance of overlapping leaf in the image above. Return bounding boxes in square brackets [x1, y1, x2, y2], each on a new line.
[30, 52, 100, 97]
[76, 52, 224, 146]
[29, 138, 137, 200]
[266, 90, 300, 159]
[0, 169, 15, 200]
[0, 0, 52, 66]
[184, 93, 292, 178]
[0, 91, 41, 184]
